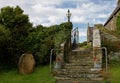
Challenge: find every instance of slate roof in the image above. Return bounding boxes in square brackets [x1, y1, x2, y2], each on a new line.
[104, 4, 120, 26]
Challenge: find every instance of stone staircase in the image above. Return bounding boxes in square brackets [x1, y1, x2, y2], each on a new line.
[53, 49, 105, 83]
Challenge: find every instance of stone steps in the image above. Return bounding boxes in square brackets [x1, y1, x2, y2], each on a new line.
[70, 55, 93, 59]
[63, 65, 93, 69]
[70, 52, 92, 56]
[71, 51, 92, 54]
[69, 52, 93, 59]
[56, 79, 104, 83]
[55, 73, 103, 78]
[69, 59, 93, 63]
[54, 69, 102, 74]
[55, 76, 103, 80]
[54, 49, 104, 83]
[63, 63, 93, 66]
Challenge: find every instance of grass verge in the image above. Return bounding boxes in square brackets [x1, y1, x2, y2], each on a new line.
[0, 65, 55, 83]
[109, 66, 120, 83]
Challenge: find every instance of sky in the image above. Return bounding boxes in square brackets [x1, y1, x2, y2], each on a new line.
[0, 0, 118, 42]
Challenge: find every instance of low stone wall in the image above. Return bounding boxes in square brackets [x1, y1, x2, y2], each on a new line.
[101, 32, 120, 52]
[61, 38, 71, 62]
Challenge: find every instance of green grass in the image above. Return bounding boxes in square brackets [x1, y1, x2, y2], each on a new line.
[1, 65, 120, 83]
[0, 65, 55, 83]
[109, 66, 120, 83]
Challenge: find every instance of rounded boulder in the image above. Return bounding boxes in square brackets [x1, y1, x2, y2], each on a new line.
[18, 53, 35, 74]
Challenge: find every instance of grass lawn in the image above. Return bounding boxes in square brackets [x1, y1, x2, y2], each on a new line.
[109, 66, 120, 83]
[1, 64, 120, 83]
[0, 65, 55, 83]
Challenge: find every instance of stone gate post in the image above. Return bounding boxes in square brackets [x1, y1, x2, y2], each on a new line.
[93, 29, 102, 69]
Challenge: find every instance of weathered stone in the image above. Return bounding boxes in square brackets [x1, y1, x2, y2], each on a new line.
[18, 53, 35, 74]
[93, 29, 102, 69]
[109, 51, 120, 61]
[54, 49, 104, 83]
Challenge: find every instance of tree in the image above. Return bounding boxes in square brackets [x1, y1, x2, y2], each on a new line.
[0, 6, 32, 65]
[0, 6, 73, 66]
[0, 25, 11, 65]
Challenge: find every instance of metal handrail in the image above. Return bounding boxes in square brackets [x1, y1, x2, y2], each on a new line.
[96, 47, 108, 72]
[101, 47, 108, 73]
[50, 49, 61, 72]
[71, 27, 79, 49]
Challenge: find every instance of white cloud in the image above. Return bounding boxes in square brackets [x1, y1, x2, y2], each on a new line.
[79, 28, 87, 36]
[31, 5, 66, 26]
[71, 16, 86, 23]
[0, 0, 116, 27]
[0, 0, 117, 42]
[79, 32, 87, 37]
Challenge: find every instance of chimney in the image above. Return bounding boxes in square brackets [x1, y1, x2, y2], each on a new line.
[117, 0, 120, 5]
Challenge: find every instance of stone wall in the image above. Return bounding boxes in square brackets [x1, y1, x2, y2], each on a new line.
[109, 52, 120, 61]
[61, 38, 71, 62]
[105, 10, 120, 30]
[105, 17, 116, 30]
[101, 32, 120, 63]
[118, 0, 120, 5]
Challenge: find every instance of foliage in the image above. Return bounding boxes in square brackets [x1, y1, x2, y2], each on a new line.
[0, 25, 11, 45]
[25, 22, 72, 65]
[116, 12, 120, 35]
[109, 60, 120, 67]
[0, 25, 11, 64]
[24, 25, 55, 65]
[78, 41, 87, 47]
[0, 6, 32, 66]
[94, 24, 103, 29]
[0, 6, 73, 67]
[109, 66, 120, 83]
[54, 22, 72, 49]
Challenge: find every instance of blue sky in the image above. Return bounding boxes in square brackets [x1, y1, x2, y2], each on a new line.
[0, 0, 117, 42]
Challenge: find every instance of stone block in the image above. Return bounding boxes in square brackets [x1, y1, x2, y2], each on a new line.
[18, 53, 35, 74]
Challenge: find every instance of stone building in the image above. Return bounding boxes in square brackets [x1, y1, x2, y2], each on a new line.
[87, 23, 93, 42]
[104, 0, 120, 30]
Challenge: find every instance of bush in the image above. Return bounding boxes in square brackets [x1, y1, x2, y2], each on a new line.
[78, 41, 87, 47]
[24, 22, 72, 65]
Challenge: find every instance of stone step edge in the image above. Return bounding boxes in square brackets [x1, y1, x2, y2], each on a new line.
[54, 76, 104, 81]
[55, 79, 105, 82]
[56, 71, 103, 74]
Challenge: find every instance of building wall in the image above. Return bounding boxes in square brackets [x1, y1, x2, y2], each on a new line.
[105, 11, 120, 30]
[87, 27, 93, 42]
[87, 27, 90, 42]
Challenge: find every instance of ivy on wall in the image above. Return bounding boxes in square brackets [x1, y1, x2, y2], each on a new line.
[54, 22, 72, 49]
[116, 12, 120, 34]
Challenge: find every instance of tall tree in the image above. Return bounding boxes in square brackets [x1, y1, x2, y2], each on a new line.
[0, 25, 11, 65]
[0, 6, 32, 65]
